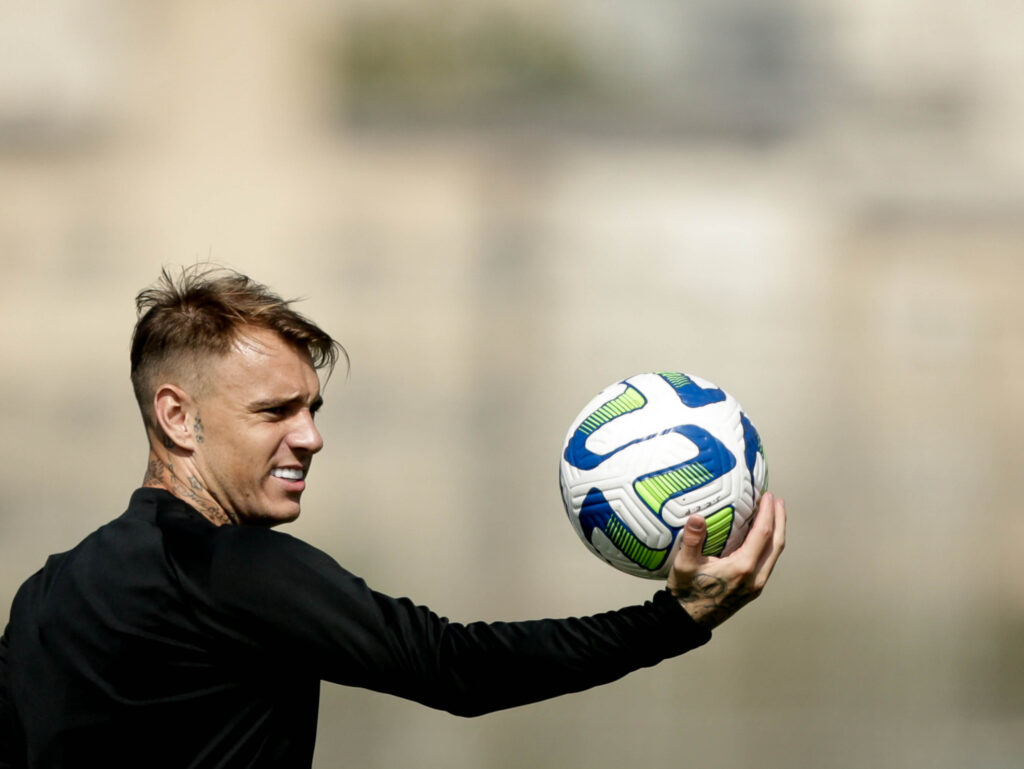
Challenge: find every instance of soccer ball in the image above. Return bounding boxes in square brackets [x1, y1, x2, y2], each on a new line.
[559, 372, 767, 579]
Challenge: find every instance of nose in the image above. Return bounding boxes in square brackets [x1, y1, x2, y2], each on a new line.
[290, 410, 324, 455]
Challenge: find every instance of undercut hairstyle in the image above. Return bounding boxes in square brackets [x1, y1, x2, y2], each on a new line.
[130, 265, 345, 431]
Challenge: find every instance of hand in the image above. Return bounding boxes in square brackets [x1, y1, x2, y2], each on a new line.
[667, 492, 786, 629]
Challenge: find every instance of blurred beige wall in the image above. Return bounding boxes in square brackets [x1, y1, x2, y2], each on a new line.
[2, 2, 1023, 768]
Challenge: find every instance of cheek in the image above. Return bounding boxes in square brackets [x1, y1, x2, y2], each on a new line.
[201, 423, 282, 479]
[207, 434, 266, 483]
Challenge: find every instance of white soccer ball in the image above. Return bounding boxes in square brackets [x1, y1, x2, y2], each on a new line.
[559, 372, 767, 579]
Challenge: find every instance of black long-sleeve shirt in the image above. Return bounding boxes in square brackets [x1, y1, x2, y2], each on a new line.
[1, 488, 711, 768]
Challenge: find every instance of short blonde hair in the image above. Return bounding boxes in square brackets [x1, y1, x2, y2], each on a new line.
[130, 265, 345, 430]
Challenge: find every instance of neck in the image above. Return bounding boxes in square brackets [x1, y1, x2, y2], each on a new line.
[143, 448, 238, 526]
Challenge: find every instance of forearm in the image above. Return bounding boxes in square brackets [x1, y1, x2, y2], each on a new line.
[351, 589, 712, 716]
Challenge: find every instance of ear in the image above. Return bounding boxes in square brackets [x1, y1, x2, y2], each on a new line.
[152, 383, 199, 452]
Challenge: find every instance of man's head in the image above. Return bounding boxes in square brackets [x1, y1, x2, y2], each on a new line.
[131, 266, 345, 525]
[131, 266, 342, 429]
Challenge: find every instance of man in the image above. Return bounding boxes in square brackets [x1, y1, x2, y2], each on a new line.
[0, 266, 786, 768]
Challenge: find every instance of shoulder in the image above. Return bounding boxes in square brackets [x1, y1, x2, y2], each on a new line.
[143, 485, 334, 571]
[155, 505, 356, 608]
[210, 524, 340, 579]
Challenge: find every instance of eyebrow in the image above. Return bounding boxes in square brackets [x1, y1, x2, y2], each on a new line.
[249, 394, 324, 413]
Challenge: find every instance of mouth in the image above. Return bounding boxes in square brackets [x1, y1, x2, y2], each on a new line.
[270, 466, 308, 494]
[270, 467, 305, 481]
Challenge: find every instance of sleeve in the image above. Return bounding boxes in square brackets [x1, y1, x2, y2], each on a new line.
[1, 627, 26, 769]
[186, 528, 712, 717]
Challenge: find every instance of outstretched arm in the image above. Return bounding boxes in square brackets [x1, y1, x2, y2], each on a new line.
[667, 492, 787, 629]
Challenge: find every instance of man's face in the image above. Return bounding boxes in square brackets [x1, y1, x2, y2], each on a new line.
[190, 327, 324, 526]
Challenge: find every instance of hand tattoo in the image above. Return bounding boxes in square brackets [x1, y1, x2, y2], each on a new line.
[670, 573, 758, 628]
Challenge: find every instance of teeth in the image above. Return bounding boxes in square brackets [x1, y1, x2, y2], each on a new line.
[271, 468, 304, 480]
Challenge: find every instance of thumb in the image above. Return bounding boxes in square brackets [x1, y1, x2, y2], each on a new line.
[675, 515, 707, 570]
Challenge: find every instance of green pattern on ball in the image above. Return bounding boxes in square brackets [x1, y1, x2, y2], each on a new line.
[578, 385, 646, 436]
[657, 371, 692, 389]
[603, 516, 668, 571]
[633, 463, 716, 517]
[702, 507, 735, 556]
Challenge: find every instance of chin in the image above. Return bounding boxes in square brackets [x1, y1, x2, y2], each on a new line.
[245, 505, 301, 528]
[268, 508, 301, 527]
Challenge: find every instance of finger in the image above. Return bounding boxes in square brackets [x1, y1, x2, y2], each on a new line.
[774, 496, 786, 549]
[753, 490, 776, 533]
[673, 514, 707, 573]
[753, 496, 787, 586]
[735, 492, 776, 559]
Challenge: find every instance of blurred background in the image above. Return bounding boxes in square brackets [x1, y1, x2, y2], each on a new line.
[2, 1, 1023, 767]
